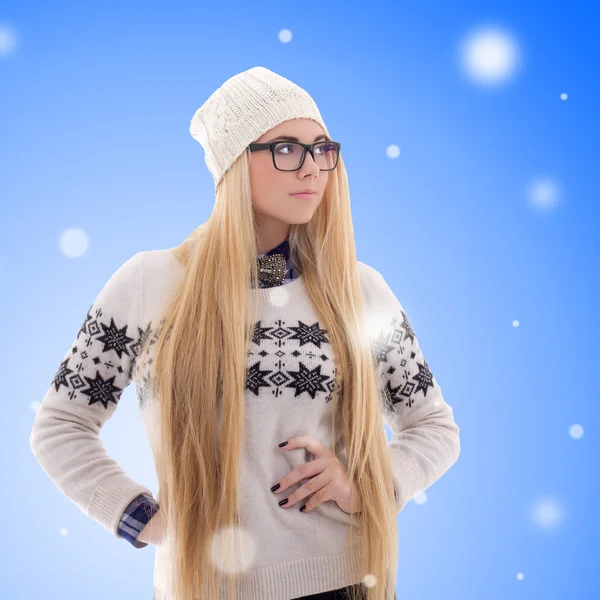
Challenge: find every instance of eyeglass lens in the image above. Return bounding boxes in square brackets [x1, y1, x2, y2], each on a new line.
[274, 142, 338, 171]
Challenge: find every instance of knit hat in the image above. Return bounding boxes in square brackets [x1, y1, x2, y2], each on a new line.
[189, 66, 331, 192]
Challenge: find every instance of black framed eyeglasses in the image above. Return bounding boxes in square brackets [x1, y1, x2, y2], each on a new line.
[246, 140, 341, 172]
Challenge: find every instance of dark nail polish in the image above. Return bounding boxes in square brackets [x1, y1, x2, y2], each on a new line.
[278, 498, 288, 506]
[278, 441, 288, 447]
[300, 504, 306, 512]
[270, 483, 280, 493]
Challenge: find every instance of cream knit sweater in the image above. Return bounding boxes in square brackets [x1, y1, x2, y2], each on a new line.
[30, 248, 460, 600]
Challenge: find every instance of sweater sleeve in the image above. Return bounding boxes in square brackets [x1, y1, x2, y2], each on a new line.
[370, 270, 461, 514]
[29, 252, 156, 543]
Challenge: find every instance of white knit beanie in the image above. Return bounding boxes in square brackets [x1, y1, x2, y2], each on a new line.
[189, 66, 331, 192]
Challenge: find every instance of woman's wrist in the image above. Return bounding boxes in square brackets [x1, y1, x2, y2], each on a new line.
[138, 509, 164, 546]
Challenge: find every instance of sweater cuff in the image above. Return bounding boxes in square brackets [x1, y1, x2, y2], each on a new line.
[391, 453, 421, 513]
[87, 473, 155, 540]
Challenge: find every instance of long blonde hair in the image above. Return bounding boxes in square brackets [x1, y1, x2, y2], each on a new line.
[134, 147, 400, 600]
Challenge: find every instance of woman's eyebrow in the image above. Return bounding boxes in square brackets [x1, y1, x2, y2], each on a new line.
[265, 134, 330, 143]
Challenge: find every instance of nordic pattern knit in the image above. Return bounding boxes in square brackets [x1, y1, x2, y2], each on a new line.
[116, 237, 297, 548]
[29, 239, 461, 600]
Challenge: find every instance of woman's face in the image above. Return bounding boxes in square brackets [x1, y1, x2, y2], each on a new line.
[248, 119, 330, 231]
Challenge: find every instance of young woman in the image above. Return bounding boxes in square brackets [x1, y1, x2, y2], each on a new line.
[30, 66, 460, 600]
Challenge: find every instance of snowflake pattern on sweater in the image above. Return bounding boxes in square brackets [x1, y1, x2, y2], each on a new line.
[30, 236, 459, 570]
[121, 237, 301, 547]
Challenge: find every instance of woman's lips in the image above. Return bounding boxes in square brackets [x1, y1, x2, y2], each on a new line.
[290, 191, 316, 199]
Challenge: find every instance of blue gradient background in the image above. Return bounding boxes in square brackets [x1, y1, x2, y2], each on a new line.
[1, 1, 598, 599]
